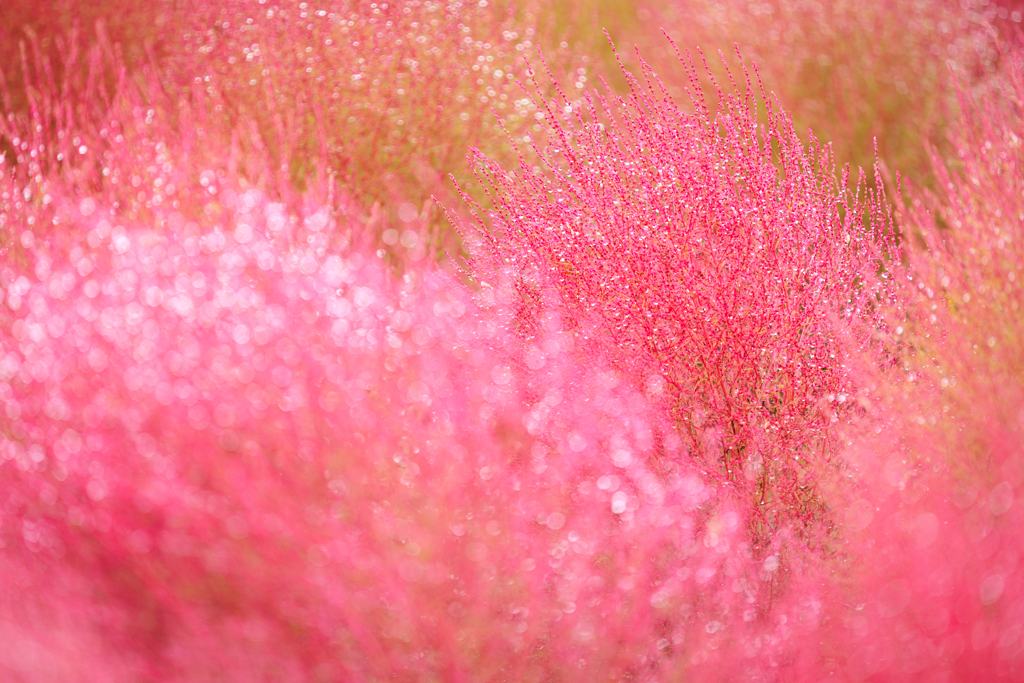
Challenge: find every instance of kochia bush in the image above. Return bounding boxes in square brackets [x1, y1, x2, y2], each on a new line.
[825, 45, 1024, 680]
[627, 0, 1022, 189]
[460, 46, 897, 551]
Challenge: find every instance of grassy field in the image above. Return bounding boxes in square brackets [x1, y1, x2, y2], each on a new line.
[1, 1, 1024, 680]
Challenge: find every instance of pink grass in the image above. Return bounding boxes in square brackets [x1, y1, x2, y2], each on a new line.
[1, 1, 1024, 681]
[458, 41, 897, 553]
[824, 40, 1024, 680]
[629, 0, 1024, 187]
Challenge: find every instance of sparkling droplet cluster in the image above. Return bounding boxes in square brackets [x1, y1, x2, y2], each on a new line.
[462, 45, 897, 547]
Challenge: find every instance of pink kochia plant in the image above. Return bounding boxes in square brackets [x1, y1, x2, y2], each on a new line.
[157, 0, 578, 245]
[821, 44, 1024, 680]
[1, 0, 577, 256]
[461, 46, 896, 552]
[641, 0, 1020, 185]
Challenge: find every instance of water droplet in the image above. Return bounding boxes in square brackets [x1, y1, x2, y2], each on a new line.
[611, 491, 628, 514]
